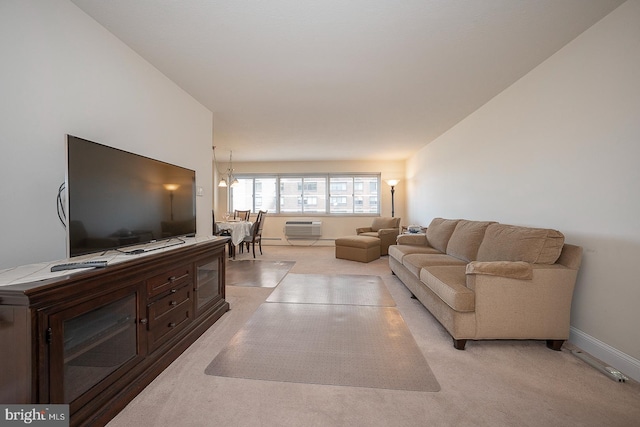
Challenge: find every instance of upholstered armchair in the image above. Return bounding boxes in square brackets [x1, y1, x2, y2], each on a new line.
[356, 217, 401, 255]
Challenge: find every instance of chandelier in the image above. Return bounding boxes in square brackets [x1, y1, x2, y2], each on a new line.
[213, 147, 239, 188]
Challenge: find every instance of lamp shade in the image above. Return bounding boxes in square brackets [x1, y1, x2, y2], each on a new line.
[386, 179, 400, 187]
[163, 183, 180, 191]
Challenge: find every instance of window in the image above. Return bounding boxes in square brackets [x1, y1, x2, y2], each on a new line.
[279, 177, 301, 213]
[329, 176, 379, 214]
[300, 182, 317, 192]
[232, 174, 380, 215]
[330, 196, 348, 208]
[281, 176, 326, 213]
[231, 179, 254, 211]
[232, 177, 277, 213]
[330, 182, 347, 192]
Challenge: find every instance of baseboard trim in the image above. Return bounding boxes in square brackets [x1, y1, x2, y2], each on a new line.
[569, 327, 640, 383]
[265, 239, 335, 246]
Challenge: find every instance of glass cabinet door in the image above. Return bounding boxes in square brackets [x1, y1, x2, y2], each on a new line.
[47, 285, 144, 409]
[195, 256, 223, 314]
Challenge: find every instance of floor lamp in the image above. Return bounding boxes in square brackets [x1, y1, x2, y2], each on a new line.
[163, 184, 180, 220]
[385, 179, 400, 218]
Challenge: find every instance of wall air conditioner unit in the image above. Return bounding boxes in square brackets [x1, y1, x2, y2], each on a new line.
[284, 221, 322, 238]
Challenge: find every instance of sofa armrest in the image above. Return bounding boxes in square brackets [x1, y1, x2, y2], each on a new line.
[396, 234, 428, 246]
[556, 244, 583, 270]
[377, 228, 400, 255]
[356, 227, 373, 234]
[465, 261, 533, 280]
[377, 227, 400, 237]
[466, 264, 579, 339]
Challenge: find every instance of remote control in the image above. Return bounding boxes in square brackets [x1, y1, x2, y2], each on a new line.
[51, 260, 108, 272]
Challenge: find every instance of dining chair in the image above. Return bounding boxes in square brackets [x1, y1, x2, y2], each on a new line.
[242, 210, 266, 258]
[233, 210, 251, 221]
[213, 210, 234, 257]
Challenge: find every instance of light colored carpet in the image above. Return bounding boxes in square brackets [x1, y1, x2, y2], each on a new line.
[107, 246, 640, 427]
[226, 259, 295, 287]
[205, 299, 440, 391]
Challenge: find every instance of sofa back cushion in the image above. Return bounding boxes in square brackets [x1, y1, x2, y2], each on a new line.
[476, 223, 565, 264]
[371, 217, 400, 232]
[446, 220, 495, 262]
[426, 218, 459, 253]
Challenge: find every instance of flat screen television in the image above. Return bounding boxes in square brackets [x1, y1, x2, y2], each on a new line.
[66, 135, 196, 257]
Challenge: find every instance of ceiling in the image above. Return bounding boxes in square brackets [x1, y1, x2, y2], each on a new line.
[71, 0, 623, 162]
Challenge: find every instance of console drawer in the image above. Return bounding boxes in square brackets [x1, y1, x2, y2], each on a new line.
[146, 265, 192, 297]
[148, 284, 191, 323]
[147, 293, 192, 352]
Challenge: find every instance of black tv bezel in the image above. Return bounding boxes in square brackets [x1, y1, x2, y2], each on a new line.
[65, 135, 196, 257]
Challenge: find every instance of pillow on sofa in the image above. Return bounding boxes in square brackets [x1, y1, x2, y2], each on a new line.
[446, 220, 495, 262]
[426, 218, 459, 253]
[476, 223, 565, 264]
[465, 261, 533, 280]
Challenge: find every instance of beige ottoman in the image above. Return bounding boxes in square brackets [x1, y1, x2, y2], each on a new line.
[335, 235, 381, 263]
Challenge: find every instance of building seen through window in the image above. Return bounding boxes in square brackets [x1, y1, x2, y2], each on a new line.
[230, 174, 380, 215]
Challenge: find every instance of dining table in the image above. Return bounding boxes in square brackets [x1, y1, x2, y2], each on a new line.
[215, 220, 253, 258]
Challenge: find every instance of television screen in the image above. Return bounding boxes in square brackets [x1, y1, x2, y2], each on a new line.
[67, 135, 196, 256]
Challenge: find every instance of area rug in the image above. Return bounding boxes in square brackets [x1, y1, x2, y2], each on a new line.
[206, 274, 440, 392]
[226, 260, 295, 287]
[267, 273, 396, 306]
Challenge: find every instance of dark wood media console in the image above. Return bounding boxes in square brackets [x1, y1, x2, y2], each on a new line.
[0, 238, 229, 426]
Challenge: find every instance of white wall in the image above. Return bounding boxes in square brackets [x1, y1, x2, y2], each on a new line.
[0, 0, 213, 269]
[215, 159, 406, 245]
[406, 0, 640, 375]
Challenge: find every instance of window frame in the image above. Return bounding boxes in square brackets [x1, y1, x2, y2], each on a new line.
[231, 173, 381, 216]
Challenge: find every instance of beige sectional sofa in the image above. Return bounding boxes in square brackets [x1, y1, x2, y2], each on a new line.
[389, 218, 583, 350]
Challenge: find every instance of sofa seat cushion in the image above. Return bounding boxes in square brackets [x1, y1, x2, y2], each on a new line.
[388, 244, 441, 263]
[446, 220, 495, 262]
[477, 223, 565, 264]
[420, 266, 475, 312]
[402, 253, 466, 277]
[426, 218, 460, 253]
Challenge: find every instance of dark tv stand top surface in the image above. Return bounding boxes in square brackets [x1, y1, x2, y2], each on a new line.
[0, 235, 229, 302]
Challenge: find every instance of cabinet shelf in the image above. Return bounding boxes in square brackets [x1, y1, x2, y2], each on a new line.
[64, 317, 133, 365]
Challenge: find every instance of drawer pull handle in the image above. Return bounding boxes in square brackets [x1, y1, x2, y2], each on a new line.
[170, 301, 177, 306]
[168, 322, 177, 328]
[139, 318, 148, 324]
[168, 276, 177, 282]
[170, 289, 177, 293]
